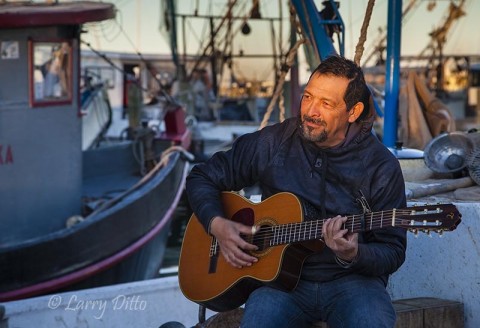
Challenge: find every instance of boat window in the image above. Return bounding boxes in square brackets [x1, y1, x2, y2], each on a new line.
[470, 69, 480, 87]
[29, 41, 72, 106]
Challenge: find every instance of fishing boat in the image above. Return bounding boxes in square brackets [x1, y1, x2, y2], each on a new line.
[0, 1, 191, 302]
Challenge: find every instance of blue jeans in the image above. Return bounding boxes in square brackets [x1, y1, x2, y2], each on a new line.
[240, 274, 396, 328]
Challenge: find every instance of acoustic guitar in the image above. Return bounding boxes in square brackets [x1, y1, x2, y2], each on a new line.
[178, 192, 461, 312]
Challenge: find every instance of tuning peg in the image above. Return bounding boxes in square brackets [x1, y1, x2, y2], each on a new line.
[423, 230, 432, 237]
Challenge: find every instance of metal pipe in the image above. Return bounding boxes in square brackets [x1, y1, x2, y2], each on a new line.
[290, 0, 337, 61]
[383, 0, 402, 147]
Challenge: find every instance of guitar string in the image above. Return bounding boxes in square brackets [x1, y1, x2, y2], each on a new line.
[246, 207, 443, 238]
[243, 207, 446, 240]
[240, 213, 447, 245]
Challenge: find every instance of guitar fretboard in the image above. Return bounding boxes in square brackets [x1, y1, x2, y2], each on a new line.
[270, 209, 396, 246]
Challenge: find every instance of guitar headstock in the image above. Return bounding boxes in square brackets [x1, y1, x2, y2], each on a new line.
[395, 203, 462, 236]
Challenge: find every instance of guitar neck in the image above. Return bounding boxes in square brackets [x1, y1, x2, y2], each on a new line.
[269, 209, 399, 246]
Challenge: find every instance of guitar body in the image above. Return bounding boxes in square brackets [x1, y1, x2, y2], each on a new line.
[178, 192, 323, 312]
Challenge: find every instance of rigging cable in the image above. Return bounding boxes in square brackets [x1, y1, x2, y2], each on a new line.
[188, 0, 239, 79]
[353, 0, 376, 66]
[258, 38, 306, 130]
[85, 4, 179, 106]
[112, 18, 166, 91]
[361, 0, 420, 67]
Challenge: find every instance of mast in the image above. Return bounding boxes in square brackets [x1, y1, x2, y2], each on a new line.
[383, 0, 403, 148]
[420, 0, 466, 97]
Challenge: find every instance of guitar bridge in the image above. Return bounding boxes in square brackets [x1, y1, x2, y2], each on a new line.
[208, 254, 218, 274]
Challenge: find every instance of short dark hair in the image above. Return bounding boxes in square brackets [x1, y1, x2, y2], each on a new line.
[310, 55, 370, 121]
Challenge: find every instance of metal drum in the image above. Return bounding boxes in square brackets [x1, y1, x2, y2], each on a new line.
[424, 132, 475, 174]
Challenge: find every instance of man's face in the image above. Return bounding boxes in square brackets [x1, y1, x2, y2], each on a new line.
[300, 72, 351, 148]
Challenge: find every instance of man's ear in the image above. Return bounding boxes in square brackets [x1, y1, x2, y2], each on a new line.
[348, 102, 364, 123]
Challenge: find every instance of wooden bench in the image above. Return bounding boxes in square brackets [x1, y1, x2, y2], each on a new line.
[196, 297, 464, 328]
[311, 297, 464, 328]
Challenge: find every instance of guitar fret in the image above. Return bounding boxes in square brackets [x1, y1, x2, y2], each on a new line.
[284, 224, 287, 243]
[278, 226, 285, 244]
[392, 209, 396, 227]
[291, 223, 294, 242]
[321, 219, 325, 238]
[278, 225, 282, 245]
[286, 223, 290, 243]
[293, 223, 296, 242]
[297, 222, 301, 242]
[273, 226, 277, 245]
[279, 225, 282, 245]
[351, 215, 355, 232]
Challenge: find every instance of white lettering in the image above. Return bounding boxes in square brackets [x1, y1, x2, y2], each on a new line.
[64, 294, 107, 319]
[52, 293, 146, 320]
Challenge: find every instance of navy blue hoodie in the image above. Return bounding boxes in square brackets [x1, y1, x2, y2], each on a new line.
[186, 104, 407, 284]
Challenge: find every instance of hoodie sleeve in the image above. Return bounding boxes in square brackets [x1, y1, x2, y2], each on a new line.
[186, 136, 257, 233]
[350, 151, 408, 277]
[185, 123, 285, 233]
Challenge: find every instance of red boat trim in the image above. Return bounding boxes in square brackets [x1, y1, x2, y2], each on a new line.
[0, 163, 189, 301]
[0, 2, 115, 28]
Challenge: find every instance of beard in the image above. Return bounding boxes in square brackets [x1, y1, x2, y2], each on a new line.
[299, 115, 328, 143]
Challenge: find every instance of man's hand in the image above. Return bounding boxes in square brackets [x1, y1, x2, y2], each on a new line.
[322, 215, 358, 261]
[210, 216, 258, 268]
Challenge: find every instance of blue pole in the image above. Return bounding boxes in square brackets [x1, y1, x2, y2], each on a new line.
[383, 0, 402, 147]
[290, 0, 337, 61]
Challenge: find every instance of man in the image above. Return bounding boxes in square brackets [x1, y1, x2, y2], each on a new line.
[186, 55, 406, 328]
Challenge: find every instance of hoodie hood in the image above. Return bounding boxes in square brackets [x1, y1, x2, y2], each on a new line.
[333, 91, 377, 149]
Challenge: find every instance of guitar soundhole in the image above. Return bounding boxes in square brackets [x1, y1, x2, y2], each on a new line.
[249, 219, 277, 257]
[251, 225, 271, 252]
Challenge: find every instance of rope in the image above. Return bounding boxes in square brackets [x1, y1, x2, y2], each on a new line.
[158, 145, 194, 168]
[85, 145, 191, 216]
[353, 0, 376, 66]
[258, 38, 306, 130]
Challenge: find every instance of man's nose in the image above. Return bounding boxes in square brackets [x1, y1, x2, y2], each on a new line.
[305, 99, 321, 117]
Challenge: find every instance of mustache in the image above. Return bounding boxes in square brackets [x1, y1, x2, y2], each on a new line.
[302, 115, 326, 126]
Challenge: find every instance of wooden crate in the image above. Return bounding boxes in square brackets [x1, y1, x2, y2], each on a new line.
[394, 298, 464, 328]
[311, 298, 463, 328]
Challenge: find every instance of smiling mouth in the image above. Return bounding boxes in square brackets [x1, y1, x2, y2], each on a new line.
[302, 115, 326, 127]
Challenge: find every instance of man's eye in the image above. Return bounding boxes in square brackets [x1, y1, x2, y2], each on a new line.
[303, 94, 311, 100]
